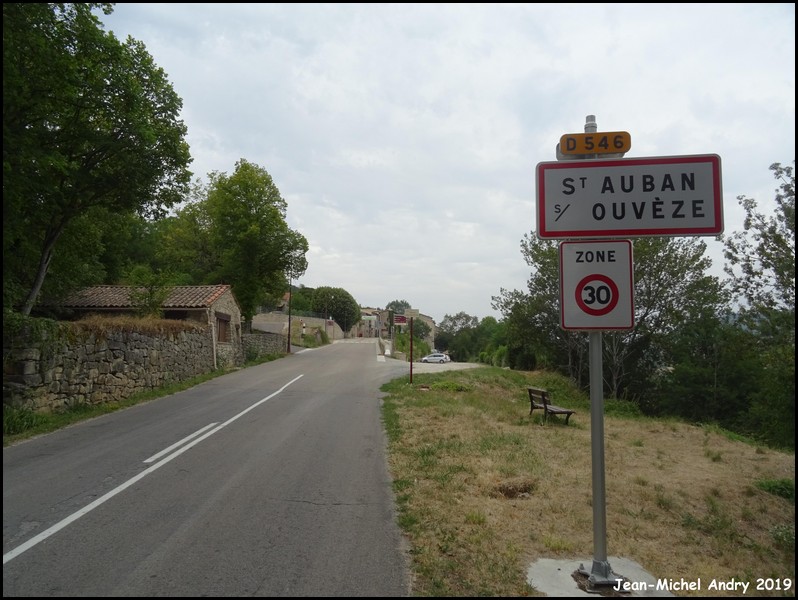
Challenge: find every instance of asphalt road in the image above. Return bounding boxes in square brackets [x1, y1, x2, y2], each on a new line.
[3, 338, 458, 597]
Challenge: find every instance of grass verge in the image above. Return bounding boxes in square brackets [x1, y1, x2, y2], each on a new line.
[381, 366, 795, 597]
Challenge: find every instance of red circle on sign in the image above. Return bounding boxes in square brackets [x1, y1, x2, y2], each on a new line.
[575, 274, 619, 316]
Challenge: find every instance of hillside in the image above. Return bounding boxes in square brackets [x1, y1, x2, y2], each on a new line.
[380, 367, 795, 597]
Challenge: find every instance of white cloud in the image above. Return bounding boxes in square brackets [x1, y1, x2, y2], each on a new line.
[100, 3, 796, 324]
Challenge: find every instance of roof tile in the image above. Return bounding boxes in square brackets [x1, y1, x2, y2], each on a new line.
[59, 285, 233, 310]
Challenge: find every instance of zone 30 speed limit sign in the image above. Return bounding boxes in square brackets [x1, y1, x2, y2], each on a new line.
[559, 240, 634, 330]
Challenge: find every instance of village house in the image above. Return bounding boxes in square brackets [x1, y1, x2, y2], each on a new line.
[56, 284, 244, 368]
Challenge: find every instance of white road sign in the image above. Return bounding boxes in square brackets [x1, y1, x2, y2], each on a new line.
[560, 240, 634, 330]
[537, 154, 722, 239]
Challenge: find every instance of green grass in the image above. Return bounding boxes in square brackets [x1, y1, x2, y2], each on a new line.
[755, 478, 795, 503]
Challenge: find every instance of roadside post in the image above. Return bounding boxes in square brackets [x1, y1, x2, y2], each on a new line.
[405, 308, 420, 383]
[537, 115, 723, 591]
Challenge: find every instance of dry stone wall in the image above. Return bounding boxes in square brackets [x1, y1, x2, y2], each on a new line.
[3, 321, 289, 414]
[4, 327, 215, 413]
[241, 332, 286, 358]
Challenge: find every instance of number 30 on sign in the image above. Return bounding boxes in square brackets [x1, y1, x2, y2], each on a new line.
[559, 240, 634, 330]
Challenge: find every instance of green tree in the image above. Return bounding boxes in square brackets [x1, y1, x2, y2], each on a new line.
[203, 159, 309, 328]
[491, 291, 539, 371]
[723, 161, 795, 335]
[722, 161, 795, 448]
[285, 232, 309, 284]
[95, 211, 166, 285]
[611, 237, 727, 401]
[123, 265, 177, 318]
[435, 311, 480, 362]
[493, 233, 728, 405]
[433, 329, 453, 353]
[288, 285, 314, 314]
[20, 208, 112, 313]
[393, 331, 431, 362]
[472, 317, 508, 366]
[431, 313, 504, 363]
[152, 182, 219, 284]
[437, 312, 479, 336]
[385, 300, 411, 314]
[492, 235, 585, 377]
[312, 287, 361, 336]
[410, 318, 431, 343]
[651, 309, 763, 428]
[3, 3, 192, 314]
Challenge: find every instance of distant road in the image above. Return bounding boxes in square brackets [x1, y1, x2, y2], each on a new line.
[3, 339, 412, 596]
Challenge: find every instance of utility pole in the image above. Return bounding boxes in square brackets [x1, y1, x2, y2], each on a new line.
[286, 278, 292, 353]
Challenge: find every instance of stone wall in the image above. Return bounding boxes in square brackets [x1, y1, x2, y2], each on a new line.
[2, 318, 293, 414]
[242, 331, 287, 359]
[4, 325, 216, 413]
[252, 312, 342, 339]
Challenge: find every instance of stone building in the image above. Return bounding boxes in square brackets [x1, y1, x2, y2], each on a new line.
[57, 284, 244, 369]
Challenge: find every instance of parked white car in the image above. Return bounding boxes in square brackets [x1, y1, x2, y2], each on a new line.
[421, 353, 451, 363]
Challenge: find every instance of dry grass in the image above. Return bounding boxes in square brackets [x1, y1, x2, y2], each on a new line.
[382, 367, 795, 597]
[74, 314, 205, 335]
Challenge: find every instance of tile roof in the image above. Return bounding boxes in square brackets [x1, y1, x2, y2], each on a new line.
[59, 285, 233, 309]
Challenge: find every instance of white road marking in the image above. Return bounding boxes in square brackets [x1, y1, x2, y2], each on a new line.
[3, 374, 305, 565]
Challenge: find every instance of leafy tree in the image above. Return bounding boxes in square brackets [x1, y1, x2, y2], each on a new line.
[24, 208, 112, 312]
[429, 313, 505, 363]
[202, 159, 309, 327]
[3, 3, 192, 315]
[288, 284, 314, 314]
[437, 312, 479, 336]
[448, 328, 476, 362]
[285, 231, 309, 283]
[123, 265, 177, 318]
[611, 237, 727, 401]
[722, 161, 795, 448]
[723, 161, 795, 337]
[493, 292, 539, 371]
[651, 309, 763, 428]
[492, 235, 586, 378]
[472, 317, 508, 366]
[385, 300, 411, 314]
[493, 232, 728, 405]
[151, 182, 219, 284]
[95, 210, 167, 285]
[435, 311, 480, 362]
[433, 329, 453, 353]
[410, 318, 431, 342]
[312, 287, 361, 335]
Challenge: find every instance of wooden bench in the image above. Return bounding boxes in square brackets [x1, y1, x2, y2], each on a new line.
[527, 387, 575, 425]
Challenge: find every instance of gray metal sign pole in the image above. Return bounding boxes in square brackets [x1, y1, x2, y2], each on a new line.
[571, 115, 621, 590]
[577, 330, 620, 588]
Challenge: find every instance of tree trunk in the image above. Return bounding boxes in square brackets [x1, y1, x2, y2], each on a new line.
[20, 229, 61, 316]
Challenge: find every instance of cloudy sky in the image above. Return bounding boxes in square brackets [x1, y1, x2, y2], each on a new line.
[98, 4, 795, 325]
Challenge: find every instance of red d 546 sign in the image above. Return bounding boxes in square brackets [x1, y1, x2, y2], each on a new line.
[560, 240, 634, 330]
